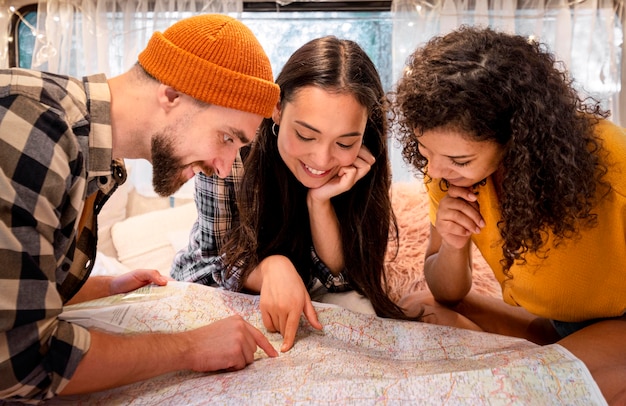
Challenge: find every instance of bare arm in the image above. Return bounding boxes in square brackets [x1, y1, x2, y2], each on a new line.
[61, 270, 278, 394]
[60, 315, 278, 395]
[450, 290, 560, 345]
[424, 185, 485, 303]
[307, 196, 343, 274]
[306, 145, 376, 274]
[66, 270, 169, 305]
[424, 223, 473, 302]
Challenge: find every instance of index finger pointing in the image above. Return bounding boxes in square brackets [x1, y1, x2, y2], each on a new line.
[246, 323, 278, 358]
[279, 312, 300, 352]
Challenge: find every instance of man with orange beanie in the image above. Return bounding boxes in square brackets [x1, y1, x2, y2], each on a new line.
[0, 14, 280, 402]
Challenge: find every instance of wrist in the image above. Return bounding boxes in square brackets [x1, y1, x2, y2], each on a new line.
[245, 255, 285, 291]
[306, 190, 332, 208]
[440, 238, 472, 254]
[171, 331, 196, 371]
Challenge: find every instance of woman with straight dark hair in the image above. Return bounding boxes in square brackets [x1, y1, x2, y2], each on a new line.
[172, 36, 416, 352]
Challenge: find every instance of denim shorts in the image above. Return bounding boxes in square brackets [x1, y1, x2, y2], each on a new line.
[551, 314, 626, 338]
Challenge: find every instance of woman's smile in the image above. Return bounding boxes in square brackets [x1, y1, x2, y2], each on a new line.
[302, 162, 331, 177]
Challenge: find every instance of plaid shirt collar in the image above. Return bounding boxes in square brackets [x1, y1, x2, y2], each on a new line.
[82, 74, 127, 198]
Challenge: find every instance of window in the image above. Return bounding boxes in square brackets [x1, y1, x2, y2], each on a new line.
[11, 4, 394, 89]
[242, 10, 393, 90]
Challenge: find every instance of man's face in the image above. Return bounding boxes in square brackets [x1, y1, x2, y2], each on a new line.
[150, 104, 263, 197]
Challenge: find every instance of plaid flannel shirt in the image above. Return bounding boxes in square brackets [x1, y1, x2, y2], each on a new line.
[170, 155, 351, 293]
[0, 69, 124, 402]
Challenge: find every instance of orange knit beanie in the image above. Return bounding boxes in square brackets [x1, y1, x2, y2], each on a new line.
[138, 14, 279, 118]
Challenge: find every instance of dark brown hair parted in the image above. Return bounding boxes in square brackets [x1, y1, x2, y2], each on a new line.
[391, 26, 610, 275]
[222, 36, 409, 319]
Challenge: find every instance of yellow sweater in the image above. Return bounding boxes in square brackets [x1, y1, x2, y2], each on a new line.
[427, 119, 626, 322]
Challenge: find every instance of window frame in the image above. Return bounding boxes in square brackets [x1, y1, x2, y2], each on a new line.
[8, 4, 37, 68]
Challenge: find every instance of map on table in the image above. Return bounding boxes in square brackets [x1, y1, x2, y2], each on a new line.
[52, 281, 606, 405]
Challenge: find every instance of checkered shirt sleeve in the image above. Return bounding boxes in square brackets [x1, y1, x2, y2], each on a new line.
[0, 69, 114, 402]
[170, 155, 243, 289]
[310, 247, 352, 292]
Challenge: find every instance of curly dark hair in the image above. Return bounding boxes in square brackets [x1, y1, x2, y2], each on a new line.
[222, 36, 409, 319]
[391, 26, 611, 275]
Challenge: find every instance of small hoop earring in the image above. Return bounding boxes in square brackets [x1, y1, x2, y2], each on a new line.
[272, 123, 279, 137]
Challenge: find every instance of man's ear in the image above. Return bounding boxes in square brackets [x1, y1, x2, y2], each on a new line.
[157, 84, 181, 112]
[271, 100, 281, 124]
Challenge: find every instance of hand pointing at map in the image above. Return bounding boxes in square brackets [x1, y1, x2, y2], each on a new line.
[249, 255, 324, 352]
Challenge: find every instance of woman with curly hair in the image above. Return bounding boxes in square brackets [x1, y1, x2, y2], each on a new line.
[172, 36, 420, 352]
[393, 26, 625, 402]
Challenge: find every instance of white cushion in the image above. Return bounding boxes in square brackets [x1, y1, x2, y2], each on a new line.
[111, 203, 197, 276]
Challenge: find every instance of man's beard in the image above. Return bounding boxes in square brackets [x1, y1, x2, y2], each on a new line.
[151, 133, 187, 197]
